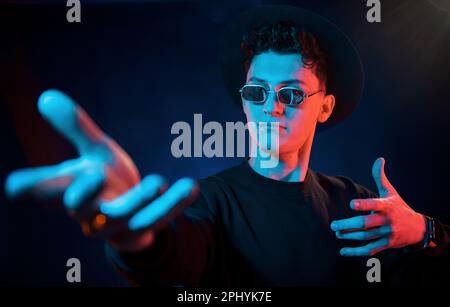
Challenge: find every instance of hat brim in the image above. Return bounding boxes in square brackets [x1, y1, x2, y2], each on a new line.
[218, 5, 364, 130]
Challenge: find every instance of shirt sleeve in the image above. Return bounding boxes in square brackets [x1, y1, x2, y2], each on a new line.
[105, 183, 221, 287]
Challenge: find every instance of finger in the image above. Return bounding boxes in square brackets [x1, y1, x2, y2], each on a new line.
[340, 237, 390, 257]
[63, 166, 106, 213]
[99, 174, 167, 219]
[330, 213, 388, 231]
[5, 159, 83, 199]
[336, 225, 392, 241]
[38, 89, 107, 155]
[128, 178, 198, 231]
[350, 198, 386, 212]
[372, 157, 396, 197]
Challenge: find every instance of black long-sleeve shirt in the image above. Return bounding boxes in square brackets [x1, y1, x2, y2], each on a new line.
[106, 161, 450, 287]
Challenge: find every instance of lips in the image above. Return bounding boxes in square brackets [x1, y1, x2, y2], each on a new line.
[259, 122, 286, 130]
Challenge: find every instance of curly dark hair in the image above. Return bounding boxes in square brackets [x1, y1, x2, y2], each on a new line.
[240, 20, 327, 89]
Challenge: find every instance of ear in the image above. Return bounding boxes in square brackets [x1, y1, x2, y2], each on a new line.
[317, 94, 335, 123]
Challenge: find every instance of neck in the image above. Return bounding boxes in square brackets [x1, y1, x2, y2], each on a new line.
[249, 131, 314, 182]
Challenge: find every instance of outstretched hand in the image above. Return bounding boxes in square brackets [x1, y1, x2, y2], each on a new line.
[5, 90, 198, 252]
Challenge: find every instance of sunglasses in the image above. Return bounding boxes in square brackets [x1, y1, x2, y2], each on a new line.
[239, 84, 323, 106]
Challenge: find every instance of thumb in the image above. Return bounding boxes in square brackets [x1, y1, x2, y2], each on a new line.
[372, 157, 396, 197]
[38, 89, 107, 156]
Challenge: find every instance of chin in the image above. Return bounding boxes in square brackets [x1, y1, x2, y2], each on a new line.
[253, 141, 299, 156]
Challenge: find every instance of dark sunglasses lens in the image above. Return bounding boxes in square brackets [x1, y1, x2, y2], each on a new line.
[279, 88, 305, 105]
[242, 86, 265, 103]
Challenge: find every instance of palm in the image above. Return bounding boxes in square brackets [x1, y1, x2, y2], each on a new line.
[5, 90, 197, 251]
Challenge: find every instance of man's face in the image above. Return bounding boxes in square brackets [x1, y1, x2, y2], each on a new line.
[243, 51, 330, 155]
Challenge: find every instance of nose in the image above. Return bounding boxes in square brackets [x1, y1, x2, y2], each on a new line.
[263, 91, 284, 117]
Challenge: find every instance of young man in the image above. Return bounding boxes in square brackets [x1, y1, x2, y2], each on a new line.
[5, 5, 450, 286]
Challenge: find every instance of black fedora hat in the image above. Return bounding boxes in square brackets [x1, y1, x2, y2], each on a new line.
[218, 5, 364, 129]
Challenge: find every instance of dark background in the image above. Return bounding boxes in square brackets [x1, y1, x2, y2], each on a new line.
[0, 0, 449, 286]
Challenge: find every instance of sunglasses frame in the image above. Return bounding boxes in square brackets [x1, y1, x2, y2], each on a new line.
[239, 84, 323, 106]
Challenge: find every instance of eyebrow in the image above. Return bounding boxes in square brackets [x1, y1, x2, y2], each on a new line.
[248, 77, 305, 85]
[282, 79, 306, 85]
[248, 77, 267, 83]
